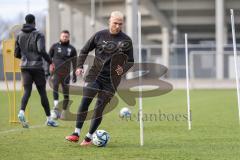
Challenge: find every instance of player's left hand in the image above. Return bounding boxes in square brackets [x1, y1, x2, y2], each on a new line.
[72, 75, 77, 83]
[115, 65, 123, 75]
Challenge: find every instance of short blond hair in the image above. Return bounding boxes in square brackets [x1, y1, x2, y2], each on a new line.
[110, 11, 124, 19]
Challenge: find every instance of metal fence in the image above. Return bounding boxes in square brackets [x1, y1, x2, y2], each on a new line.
[142, 44, 240, 79]
[0, 44, 240, 81]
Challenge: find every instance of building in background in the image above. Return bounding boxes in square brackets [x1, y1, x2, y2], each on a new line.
[1, 0, 240, 82]
[47, 0, 240, 80]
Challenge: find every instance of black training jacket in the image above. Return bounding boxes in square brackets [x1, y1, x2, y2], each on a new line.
[14, 24, 52, 69]
[49, 41, 77, 76]
[78, 29, 134, 84]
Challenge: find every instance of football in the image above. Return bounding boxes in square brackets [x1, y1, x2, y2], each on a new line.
[119, 107, 131, 118]
[92, 130, 110, 147]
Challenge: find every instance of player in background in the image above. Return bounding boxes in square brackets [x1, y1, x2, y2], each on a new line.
[14, 14, 58, 128]
[49, 30, 77, 120]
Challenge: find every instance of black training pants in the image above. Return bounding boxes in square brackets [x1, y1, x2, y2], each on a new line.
[20, 69, 51, 116]
[52, 75, 70, 110]
[76, 80, 114, 134]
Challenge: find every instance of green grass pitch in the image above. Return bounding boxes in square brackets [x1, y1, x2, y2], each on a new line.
[0, 89, 240, 160]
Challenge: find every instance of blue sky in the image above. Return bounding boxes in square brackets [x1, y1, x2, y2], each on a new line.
[0, 0, 47, 20]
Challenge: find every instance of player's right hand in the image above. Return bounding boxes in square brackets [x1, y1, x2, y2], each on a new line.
[75, 68, 84, 76]
[49, 63, 55, 73]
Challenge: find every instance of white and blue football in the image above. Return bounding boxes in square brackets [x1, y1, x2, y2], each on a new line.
[119, 107, 131, 118]
[92, 130, 110, 147]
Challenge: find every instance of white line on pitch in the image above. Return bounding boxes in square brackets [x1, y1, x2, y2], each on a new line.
[0, 125, 45, 134]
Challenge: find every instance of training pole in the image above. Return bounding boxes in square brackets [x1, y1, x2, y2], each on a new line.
[185, 34, 192, 130]
[138, 11, 144, 146]
[2, 25, 30, 123]
[230, 9, 240, 124]
[90, 0, 95, 27]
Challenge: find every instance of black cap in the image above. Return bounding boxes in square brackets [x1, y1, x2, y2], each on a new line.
[25, 14, 35, 24]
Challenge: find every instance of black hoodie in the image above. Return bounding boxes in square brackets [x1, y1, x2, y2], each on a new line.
[14, 24, 52, 69]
